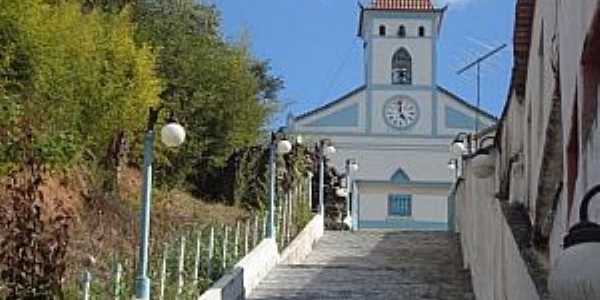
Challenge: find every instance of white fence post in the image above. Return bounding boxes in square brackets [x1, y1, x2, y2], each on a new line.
[289, 191, 294, 239]
[308, 174, 313, 210]
[253, 216, 259, 248]
[281, 197, 287, 246]
[244, 219, 249, 255]
[234, 221, 240, 258]
[177, 235, 186, 297]
[263, 214, 268, 239]
[222, 226, 229, 271]
[193, 231, 202, 287]
[112, 260, 122, 300]
[81, 270, 91, 300]
[208, 226, 215, 279]
[159, 242, 168, 300]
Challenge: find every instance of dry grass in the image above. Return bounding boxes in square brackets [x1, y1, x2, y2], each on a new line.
[0, 166, 250, 294]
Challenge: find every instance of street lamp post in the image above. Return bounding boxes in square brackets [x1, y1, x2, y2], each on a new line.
[318, 139, 336, 216]
[135, 110, 186, 300]
[343, 159, 358, 229]
[267, 133, 292, 239]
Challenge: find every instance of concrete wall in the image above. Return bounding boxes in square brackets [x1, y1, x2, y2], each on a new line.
[359, 189, 447, 222]
[198, 214, 324, 300]
[491, 0, 600, 278]
[279, 214, 325, 264]
[455, 163, 543, 300]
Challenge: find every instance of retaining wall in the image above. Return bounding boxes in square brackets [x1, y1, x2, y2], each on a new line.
[454, 163, 547, 300]
[198, 214, 324, 300]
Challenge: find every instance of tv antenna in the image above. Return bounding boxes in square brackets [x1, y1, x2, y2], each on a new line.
[457, 43, 507, 134]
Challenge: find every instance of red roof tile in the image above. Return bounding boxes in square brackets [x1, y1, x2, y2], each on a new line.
[372, 0, 434, 10]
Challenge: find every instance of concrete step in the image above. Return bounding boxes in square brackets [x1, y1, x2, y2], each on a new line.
[249, 231, 473, 300]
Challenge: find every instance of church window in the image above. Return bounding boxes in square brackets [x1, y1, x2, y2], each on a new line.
[419, 26, 425, 37]
[388, 194, 412, 217]
[379, 25, 386, 36]
[398, 25, 406, 38]
[392, 48, 412, 84]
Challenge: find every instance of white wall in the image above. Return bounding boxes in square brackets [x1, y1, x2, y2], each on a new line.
[455, 161, 543, 300]
[359, 183, 448, 223]
[437, 90, 496, 137]
[327, 143, 454, 182]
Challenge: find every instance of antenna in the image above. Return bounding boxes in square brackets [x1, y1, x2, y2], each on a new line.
[457, 43, 507, 134]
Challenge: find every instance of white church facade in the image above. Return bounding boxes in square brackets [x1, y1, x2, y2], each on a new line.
[285, 0, 496, 230]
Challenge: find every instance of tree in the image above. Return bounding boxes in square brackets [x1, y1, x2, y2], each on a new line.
[0, 0, 160, 172]
[134, 0, 283, 192]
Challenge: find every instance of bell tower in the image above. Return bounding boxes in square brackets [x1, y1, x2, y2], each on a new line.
[358, 0, 445, 134]
[359, 0, 444, 88]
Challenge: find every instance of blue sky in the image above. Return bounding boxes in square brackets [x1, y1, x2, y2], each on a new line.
[212, 0, 516, 127]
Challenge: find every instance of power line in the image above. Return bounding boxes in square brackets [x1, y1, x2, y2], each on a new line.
[318, 38, 360, 105]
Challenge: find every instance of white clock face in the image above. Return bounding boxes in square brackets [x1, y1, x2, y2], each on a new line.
[384, 97, 419, 129]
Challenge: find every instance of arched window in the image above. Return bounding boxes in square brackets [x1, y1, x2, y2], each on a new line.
[379, 25, 386, 36]
[418, 26, 425, 37]
[398, 25, 406, 37]
[392, 48, 412, 85]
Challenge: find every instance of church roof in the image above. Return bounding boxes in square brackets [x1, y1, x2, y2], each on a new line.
[371, 0, 434, 11]
[295, 85, 366, 121]
[292, 85, 497, 123]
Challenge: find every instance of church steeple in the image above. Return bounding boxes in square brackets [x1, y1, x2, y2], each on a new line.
[358, 0, 444, 88]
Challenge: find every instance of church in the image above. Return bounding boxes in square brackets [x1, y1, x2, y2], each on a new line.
[285, 0, 496, 230]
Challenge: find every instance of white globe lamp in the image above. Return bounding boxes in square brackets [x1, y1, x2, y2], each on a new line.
[549, 185, 600, 300]
[336, 188, 348, 198]
[276, 139, 293, 155]
[450, 142, 466, 156]
[447, 159, 457, 170]
[161, 122, 186, 148]
[324, 145, 336, 156]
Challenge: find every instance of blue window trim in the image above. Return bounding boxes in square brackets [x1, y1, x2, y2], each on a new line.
[388, 194, 412, 217]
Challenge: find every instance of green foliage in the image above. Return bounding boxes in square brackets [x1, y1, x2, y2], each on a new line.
[0, 0, 160, 173]
[220, 138, 314, 211]
[133, 0, 282, 190]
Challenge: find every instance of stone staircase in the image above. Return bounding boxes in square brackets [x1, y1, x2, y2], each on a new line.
[249, 231, 473, 300]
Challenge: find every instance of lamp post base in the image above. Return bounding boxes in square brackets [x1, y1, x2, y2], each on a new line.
[134, 276, 151, 300]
